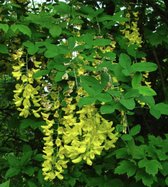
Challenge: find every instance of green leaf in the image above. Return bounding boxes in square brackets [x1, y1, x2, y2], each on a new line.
[78, 96, 96, 107]
[54, 2, 71, 15]
[20, 145, 33, 165]
[120, 98, 135, 110]
[112, 64, 129, 82]
[26, 12, 55, 28]
[49, 63, 66, 71]
[114, 148, 128, 159]
[135, 169, 155, 187]
[37, 170, 44, 184]
[114, 160, 136, 177]
[138, 96, 155, 106]
[107, 179, 124, 187]
[127, 44, 137, 57]
[80, 5, 96, 16]
[121, 134, 133, 141]
[27, 180, 37, 187]
[138, 159, 162, 176]
[138, 86, 157, 96]
[33, 70, 49, 78]
[93, 38, 111, 46]
[54, 71, 66, 82]
[119, 53, 131, 68]
[97, 93, 112, 102]
[0, 24, 9, 33]
[155, 103, 168, 115]
[161, 162, 168, 176]
[146, 30, 162, 47]
[124, 89, 140, 98]
[11, 24, 31, 37]
[131, 62, 157, 73]
[94, 165, 103, 175]
[44, 44, 59, 58]
[97, 15, 115, 22]
[68, 37, 76, 50]
[79, 33, 94, 46]
[45, 44, 68, 58]
[22, 166, 35, 176]
[132, 73, 142, 88]
[49, 25, 62, 38]
[130, 125, 141, 136]
[20, 119, 45, 130]
[100, 72, 109, 88]
[156, 150, 167, 161]
[7, 155, 20, 167]
[0, 180, 10, 187]
[23, 41, 38, 55]
[103, 52, 116, 61]
[165, 177, 168, 186]
[80, 76, 103, 96]
[5, 168, 21, 178]
[18, 25, 32, 37]
[119, 53, 132, 76]
[33, 154, 43, 162]
[131, 145, 147, 159]
[111, 11, 128, 23]
[0, 44, 8, 54]
[23, 144, 32, 152]
[149, 107, 161, 119]
[100, 104, 117, 114]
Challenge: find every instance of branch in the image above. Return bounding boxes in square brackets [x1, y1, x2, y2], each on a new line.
[152, 49, 167, 101]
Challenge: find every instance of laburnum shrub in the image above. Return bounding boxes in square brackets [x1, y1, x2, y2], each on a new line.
[12, 44, 119, 180]
[8, 0, 167, 184]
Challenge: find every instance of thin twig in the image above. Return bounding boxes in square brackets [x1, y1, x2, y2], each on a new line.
[152, 49, 167, 100]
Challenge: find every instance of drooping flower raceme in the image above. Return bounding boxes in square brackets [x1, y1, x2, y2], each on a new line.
[12, 45, 119, 181]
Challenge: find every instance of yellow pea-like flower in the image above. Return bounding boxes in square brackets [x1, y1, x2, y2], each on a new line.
[86, 158, 92, 166]
[55, 163, 63, 172]
[12, 65, 21, 71]
[21, 75, 28, 82]
[22, 100, 30, 110]
[12, 71, 22, 80]
[56, 172, 64, 180]
[33, 60, 42, 68]
[72, 156, 83, 164]
[55, 138, 62, 146]
[89, 152, 95, 160]
[77, 146, 86, 154]
[19, 108, 30, 118]
[13, 96, 23, 107]
[32, 107, 41, 118]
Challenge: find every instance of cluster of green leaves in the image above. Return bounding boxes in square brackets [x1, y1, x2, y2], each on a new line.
[114, 125, 168, 187]
[0, 0, 168, 186]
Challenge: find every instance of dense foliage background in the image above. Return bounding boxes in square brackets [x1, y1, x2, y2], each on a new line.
[0, 0, 168, 187]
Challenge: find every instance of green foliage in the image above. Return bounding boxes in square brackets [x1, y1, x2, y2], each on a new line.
[0, 0, 168, 186]
[0, 180, 10, 187]
[114, 127, 168, 187]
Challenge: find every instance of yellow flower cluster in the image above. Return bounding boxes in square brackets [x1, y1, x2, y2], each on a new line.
[40, 81, 118, 181]
[12, 49, 42, 118]
[99, 41, 116, 54]
[41, 113, 55, 180]
[12, 47, 118, 182]
[59, 104, 118, 165]
[121, 11, 142, 47]
[41, 112, 68, 181]
[142, 58, 151, 88]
